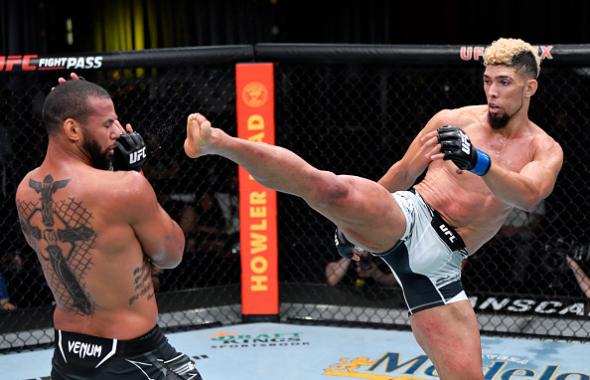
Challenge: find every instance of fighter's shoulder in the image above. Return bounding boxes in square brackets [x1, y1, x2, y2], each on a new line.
[529, 123, 563, 157]
[15, 168, 40, 196]
[104, 170, 153, 199]
[428, 105, 484, 127]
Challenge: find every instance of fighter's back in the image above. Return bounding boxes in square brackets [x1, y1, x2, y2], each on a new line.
[16, 162, 161, 339]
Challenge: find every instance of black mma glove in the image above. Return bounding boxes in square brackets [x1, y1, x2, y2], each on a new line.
[113, 132, 148, 171]
[334, 229, 354, 260]
[437, 125, 491, 176]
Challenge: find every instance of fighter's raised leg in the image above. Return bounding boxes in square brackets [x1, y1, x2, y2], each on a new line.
[184, 113, 406, 253]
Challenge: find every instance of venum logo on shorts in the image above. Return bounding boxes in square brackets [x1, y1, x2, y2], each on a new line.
[438, 224, 456, 243]
[67, 340, 103, 359]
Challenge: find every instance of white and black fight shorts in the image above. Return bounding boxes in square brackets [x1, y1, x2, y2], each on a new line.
[374, 189, 469, 315]
[51, 325, 202, 380]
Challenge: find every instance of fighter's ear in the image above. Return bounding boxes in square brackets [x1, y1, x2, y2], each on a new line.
[63, 118, 82, 142]
[524, 78, 538, 98]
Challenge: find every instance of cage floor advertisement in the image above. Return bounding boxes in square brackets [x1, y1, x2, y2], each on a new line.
[0, 322, 588, 379]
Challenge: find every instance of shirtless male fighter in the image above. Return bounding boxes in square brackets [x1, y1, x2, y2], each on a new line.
[16, 79, 202, 379]
[182, 38, 562, 379]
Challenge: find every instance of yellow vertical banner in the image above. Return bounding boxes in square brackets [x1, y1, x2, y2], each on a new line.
[235, 63, 279, 318]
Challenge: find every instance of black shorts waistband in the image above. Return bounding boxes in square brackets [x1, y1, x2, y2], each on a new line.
[410, 188, 466, 252]
[55, 325, 165, 359]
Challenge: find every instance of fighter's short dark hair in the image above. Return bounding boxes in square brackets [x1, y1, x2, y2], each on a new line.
[42, 80, 111, 135]
[511, 50, 539, 79]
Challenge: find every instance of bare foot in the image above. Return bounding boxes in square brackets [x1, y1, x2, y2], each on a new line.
[184, 113, 213, 158]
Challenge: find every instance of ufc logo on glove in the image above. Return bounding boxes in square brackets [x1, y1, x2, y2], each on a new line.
[129, 147, 147, 164]
[460, 133, 471, 155]
[113, 132, 149, 172]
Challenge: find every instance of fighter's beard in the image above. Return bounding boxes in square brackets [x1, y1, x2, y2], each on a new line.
[82, 138, 112, 170]
[487, 112, 510, 129]
[487, 100, 523, 130]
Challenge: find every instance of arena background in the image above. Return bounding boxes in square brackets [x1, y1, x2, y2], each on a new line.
[1, 43, 589, 352]
[1, 0, 590, 354]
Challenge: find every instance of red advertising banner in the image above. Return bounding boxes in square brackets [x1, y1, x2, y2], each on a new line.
[235, 63, 279, 316]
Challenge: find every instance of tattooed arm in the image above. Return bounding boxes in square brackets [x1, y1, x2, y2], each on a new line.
[121, 172, 185, 269]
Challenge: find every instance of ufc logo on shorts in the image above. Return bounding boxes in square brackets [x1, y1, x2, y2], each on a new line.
[439, 224, 456, 243]
[129, 147, 146, 164]
[460, 132, 470, 155]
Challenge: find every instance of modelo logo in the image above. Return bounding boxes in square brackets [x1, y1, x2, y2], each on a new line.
[0, 54, 103, 72]
[324, 352, 590, 379]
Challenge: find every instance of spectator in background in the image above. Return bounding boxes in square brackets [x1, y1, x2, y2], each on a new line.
[325, 247, 396, 288]
[214, 175, 240, 255]
[0, 249, 21, 312]
[0, 125, 14, 198]
[1, 126, 18, 311]
[0, 271, 16, 311]
[180, 191, 227, 255]
[497, 200, 546, 287]
[141, 133, 181, 218]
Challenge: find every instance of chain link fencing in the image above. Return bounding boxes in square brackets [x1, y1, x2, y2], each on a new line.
[273, 61, 590, 340]
[0, 59, 244, 350]
[1, 45, 589, 351]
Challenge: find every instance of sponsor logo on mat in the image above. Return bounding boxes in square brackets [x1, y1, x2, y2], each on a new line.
[323, 352, 589, 379]
[208, 330, 310, 349]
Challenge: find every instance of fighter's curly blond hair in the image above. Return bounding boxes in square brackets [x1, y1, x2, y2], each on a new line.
[483, 38, 541, 78]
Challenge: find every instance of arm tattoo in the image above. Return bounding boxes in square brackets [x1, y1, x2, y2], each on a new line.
[17, 175, 96, 315]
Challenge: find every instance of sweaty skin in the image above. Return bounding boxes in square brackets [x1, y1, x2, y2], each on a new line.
[182, 58, 564, 379]
[17, 168, 158, 338]
[415, 105, 561, 254]
[16, 96, 184, 339]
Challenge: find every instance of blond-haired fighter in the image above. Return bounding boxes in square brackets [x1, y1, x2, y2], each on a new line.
[184, 38, 562, 379]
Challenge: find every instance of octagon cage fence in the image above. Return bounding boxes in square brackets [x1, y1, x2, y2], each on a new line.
[0, 43, 589, 352]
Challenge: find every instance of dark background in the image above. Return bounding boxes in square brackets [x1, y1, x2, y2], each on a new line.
[2, 0, 590, 345]
[2, 0, 590, 54]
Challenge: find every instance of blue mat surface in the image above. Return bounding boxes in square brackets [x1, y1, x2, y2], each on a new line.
[1, 322, 589, 379]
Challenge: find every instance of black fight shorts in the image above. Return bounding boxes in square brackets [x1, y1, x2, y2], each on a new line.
[51, 325, 203, 380]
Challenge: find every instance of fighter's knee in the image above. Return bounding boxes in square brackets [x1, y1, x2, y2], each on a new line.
[306, 170, 350, 207]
